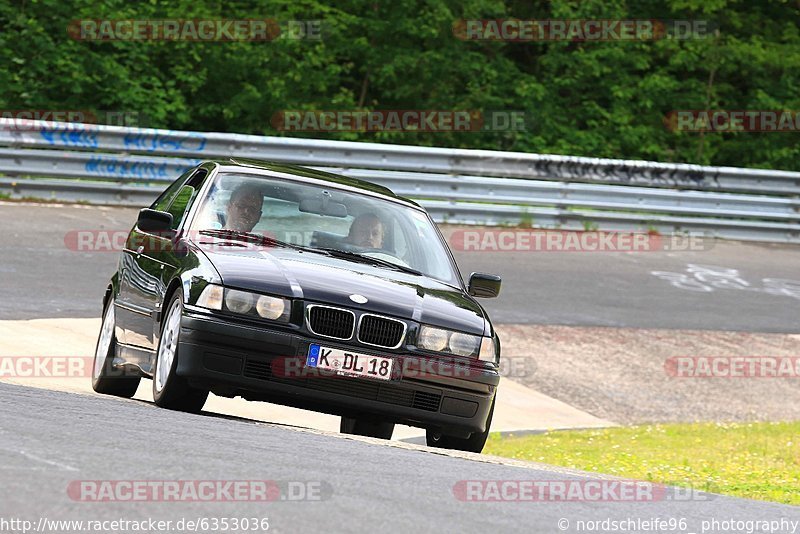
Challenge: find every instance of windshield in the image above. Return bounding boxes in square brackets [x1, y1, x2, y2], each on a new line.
[189, 172, 460, 285]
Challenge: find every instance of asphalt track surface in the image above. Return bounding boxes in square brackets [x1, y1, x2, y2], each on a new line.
[1, 382, 798, 534]
[1, 202, 799, 531]
[1, 202, 799, 333]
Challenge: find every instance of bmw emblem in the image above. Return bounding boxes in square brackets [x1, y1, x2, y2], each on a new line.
[349, 294, 368, 304]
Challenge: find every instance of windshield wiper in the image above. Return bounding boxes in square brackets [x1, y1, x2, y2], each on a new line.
[197, 230, 423, 275]
[197, 229, 307, 251]
[314, 247, 423, 276]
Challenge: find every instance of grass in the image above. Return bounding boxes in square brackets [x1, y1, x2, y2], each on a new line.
[483, 421, 800, 505]
[518, 211, 534, 229]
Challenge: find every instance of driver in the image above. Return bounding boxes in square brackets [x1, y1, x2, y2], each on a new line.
[223, 183, 264, 232]
[344, 213, 384, 248]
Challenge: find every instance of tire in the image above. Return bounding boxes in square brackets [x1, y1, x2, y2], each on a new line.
[340, 416, 395, 439]
[426, 397, 495, 453]
[92, 299, 141, 398]
[152, 293, 209, 413]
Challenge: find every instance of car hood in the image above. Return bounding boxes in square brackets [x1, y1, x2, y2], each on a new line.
[198, 244, 486, 334]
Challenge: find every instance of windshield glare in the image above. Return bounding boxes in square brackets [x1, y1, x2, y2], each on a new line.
[190, 172, 460, 285]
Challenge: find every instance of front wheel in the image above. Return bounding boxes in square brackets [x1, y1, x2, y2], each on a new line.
[92, 299, 140, 398]
[426, 397, 495, 453]
[340, 416, 394, 439]
[152, 293, 209, 413]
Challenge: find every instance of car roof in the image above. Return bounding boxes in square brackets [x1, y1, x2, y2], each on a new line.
[206, 158, 422, 209]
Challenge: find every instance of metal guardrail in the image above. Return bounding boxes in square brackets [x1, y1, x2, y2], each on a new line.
[1, 119, 799, 242]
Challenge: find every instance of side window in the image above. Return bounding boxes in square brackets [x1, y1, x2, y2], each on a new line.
[185, 168, 208, 190]
[166, 185, 196, 230]
[164, 169, 209, 231]
[151, 168, 194, 211]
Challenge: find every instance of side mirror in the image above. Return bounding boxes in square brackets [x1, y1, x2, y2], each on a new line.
[137, 208, 173, 234]
[468, 272, 501, 298]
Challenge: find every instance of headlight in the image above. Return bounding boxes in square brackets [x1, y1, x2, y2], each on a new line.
[449, 332, 479, 357]
[196, 285, 290, 322]
[197, 284, 223, 310]
[256, 295, 286, 320]
[478, 336, 496, 363]
[418, 325, 449, 352]
[417, 325, 482, 358]
[225, 289, 254, 314]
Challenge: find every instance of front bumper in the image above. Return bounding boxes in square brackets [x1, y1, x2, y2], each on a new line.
[176, 312, 499, 436]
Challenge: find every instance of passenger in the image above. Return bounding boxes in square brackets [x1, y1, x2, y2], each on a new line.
[223, 183, 264, 232]
[344, 213, 384, 248]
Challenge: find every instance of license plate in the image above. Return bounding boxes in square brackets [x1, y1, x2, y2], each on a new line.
[306, 344, 393, 381]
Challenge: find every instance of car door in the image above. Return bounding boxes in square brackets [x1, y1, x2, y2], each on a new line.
[143, 171, 210, 373]
[116, 169, 192, 350]
[117, 167, 208, 357]
[133, 169, 208, 359]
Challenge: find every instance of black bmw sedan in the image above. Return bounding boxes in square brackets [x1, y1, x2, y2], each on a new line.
[92, 159, 502, 452]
